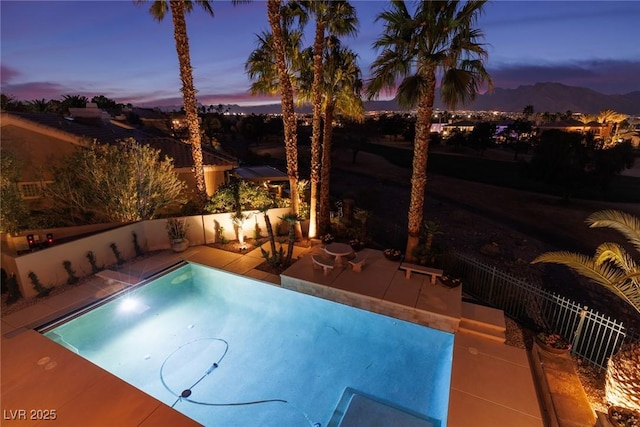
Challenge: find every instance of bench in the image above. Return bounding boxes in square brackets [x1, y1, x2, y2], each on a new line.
[312, 254, 335, 276]
[348, 253, 367, 272]
[399, 262, 443, 284]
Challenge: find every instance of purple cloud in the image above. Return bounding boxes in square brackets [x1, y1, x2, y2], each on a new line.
[1, 65, 21, 85]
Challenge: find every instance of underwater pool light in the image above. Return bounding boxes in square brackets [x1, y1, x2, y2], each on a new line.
[119, 297, 149, 314]
[120, 297, 138, 312]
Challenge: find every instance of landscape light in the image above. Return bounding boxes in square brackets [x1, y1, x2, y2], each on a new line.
[27, 234, 36, 250]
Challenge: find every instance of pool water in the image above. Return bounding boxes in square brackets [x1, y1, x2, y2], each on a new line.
[42, 263, 453, 426]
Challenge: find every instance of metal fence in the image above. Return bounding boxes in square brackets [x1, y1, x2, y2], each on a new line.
[445, 252, 637, 370]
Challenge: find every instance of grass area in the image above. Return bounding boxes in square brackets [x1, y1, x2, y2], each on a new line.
[361, 142, 640, 203]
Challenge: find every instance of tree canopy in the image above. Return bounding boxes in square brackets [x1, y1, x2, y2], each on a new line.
[46, 138, 187, 224]
[0, 149, 29, 233]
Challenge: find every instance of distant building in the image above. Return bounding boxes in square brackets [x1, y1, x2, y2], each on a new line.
[537, 119, 611, 139]
[442, 120, 475, 136]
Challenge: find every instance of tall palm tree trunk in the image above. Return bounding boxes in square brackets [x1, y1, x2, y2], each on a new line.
[319, 103, 335, 235]
[169, 0, 207, 206]
[405, 71, 436, 262]
[308, 21, 325, 240]
[267, 0, 301, 239]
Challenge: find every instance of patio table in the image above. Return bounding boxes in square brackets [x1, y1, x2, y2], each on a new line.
[324, 242, 353, 267]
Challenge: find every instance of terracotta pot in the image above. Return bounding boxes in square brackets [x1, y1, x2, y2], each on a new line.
[170, 238, 189, 253]
[535, 336, 570, 354]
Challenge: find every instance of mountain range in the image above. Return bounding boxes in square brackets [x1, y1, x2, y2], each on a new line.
[197, 82, 640, 116]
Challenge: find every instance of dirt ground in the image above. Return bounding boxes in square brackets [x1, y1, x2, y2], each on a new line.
[325, 144, 640, 327]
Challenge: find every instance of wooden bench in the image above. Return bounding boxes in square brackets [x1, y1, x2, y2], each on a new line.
[312, 254, 335, 276]
[399, 262, 443, 284]
[348, 253, 367, 272]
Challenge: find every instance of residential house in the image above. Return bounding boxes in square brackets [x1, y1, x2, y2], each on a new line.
[442, 120, 475, 136]
[0, 107, 237, 211]
[536, 119, 611, 139]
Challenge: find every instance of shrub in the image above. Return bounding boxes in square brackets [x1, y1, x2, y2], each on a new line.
[28, 271, 51, 297]
[86, 251, 103, 274]
[63, 261, 79, 285]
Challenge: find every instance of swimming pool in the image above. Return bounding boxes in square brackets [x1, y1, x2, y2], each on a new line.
[41, 262, 453, 426]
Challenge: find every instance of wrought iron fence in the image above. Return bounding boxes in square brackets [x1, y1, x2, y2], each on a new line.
[445, 252, 638, 370]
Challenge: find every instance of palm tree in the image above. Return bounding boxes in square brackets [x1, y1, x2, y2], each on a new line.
[532, 210, 640, 313]
[245, 29, 305, 96]
[27, 99, 51, 113]
[266, 0, 302, 233]
[294, 1, 357, 239]
[135, 0, 212, 206]
[367, 0, 492, 261]
[298, 38, 363, 235]
[60, 94, 89, 113]
[532, 210, 640, 412]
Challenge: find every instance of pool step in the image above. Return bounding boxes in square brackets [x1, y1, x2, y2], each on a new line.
[459, 302, 506, 343]
[95, 269, 141, 286]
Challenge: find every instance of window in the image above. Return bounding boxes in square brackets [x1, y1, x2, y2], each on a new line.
[18, 181, 51, 199]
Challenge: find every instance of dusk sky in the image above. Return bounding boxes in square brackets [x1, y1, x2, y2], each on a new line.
[2, 1, 639, 108]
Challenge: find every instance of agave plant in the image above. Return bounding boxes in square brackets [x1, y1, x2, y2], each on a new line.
[532, 209, 640, 412]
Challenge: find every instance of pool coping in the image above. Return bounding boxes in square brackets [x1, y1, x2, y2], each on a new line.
[2, 245, 544, 427]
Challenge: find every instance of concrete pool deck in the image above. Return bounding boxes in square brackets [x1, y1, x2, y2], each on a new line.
[1, 245, 543, 426]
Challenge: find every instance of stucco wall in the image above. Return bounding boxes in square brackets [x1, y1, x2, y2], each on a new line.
[3, 208, 291, 299]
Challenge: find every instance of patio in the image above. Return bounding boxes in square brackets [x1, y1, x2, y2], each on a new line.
[1, 244, 543, 426]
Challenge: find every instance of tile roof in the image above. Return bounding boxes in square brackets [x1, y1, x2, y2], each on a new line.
[2, 111, 236, 169]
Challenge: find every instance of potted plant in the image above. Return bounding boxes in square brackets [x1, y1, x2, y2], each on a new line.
[166, 217, 189, 252]
[349, 239, 364, 252]
[535, 331, 572, 354]
[322, 234, 335, 245]
[440, 274, 462, 288]
[384, 248, 403, 261]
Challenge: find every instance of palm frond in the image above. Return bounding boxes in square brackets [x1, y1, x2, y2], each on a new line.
[587, 210, 640, 253]
[395, 75, 426, 109]
[533, 251, 640, 313]
[595, 242, 638, 273]
[533, 251, 626, 285]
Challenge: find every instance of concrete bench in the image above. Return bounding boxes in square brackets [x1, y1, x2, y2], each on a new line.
[348, 253, 367, 272]
[399, 262, 443, 284]
[312, 254, 335, 276]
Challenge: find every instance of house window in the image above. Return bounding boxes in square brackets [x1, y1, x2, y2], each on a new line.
[18, 182, 51, 199]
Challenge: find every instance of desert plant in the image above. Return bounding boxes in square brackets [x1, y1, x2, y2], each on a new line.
[280, 213, 301, 265]
[132, 232, 144, 257]
[86, 251, 103, 274]
[218, 226, 228, 244]
[421, 220, 443, 254]
[46, 138, 187, 224]
[110, 243, 125, 265]
[5, 273, 22, 305]
[28, 271, 50, 297]
[62, 260, 79, 285]
[166, 218, 188, 242]
[261, 245, 285, 269]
